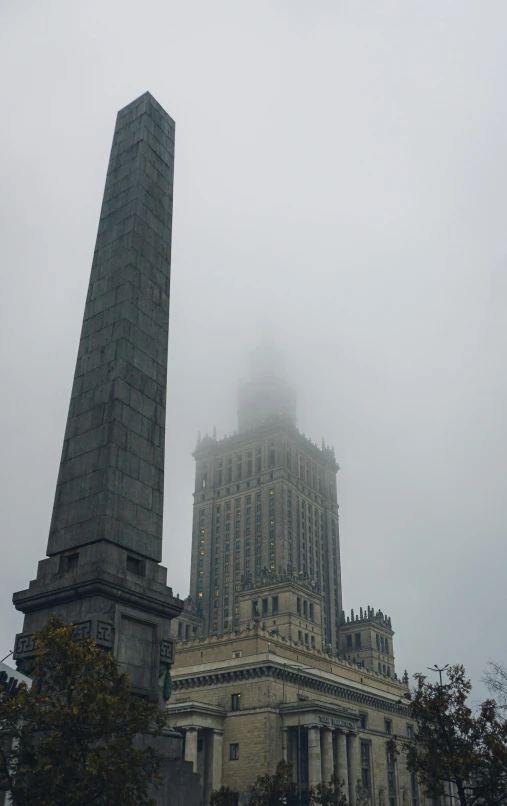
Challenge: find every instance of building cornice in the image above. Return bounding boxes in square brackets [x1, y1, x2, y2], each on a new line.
[172, 655, 410, 717]
[166, 700, 227, 719]
[193, 420, 339, 471]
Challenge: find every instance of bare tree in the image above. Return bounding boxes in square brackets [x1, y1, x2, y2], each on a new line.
[484, 661, 507, 713]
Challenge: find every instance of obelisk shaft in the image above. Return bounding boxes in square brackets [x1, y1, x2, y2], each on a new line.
[48, 92, 175, 562]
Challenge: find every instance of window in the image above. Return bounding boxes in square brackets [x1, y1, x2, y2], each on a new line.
[177, 622, 182, 638]
[272, 596, 279, 616]
[407, 725, 413, 739]
[361, 742, 371, 790]
[385, 719, 392, 734]
[262, 598, 268, 618]
[231, 693, 241, 711]
[230, 743, 240, 760]
[355, 633, 362, 648]
[346, 635, 353, 650]
[359, 714, 367, 730]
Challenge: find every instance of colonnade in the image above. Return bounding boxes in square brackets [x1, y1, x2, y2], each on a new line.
[183, 726, 224, 801]
[286, 725, 360, 804]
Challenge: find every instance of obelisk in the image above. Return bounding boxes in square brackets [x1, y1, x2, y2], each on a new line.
[13, 92, 180, 702]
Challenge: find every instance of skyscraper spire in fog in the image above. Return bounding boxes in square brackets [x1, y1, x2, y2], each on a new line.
[237, 341, 297, 432]
[190, 342, 342, 650]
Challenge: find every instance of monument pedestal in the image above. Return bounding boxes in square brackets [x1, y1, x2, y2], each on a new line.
[13, 542, 178, 702]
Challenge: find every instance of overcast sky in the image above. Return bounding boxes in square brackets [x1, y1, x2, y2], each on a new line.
[1, 1, 506, 700]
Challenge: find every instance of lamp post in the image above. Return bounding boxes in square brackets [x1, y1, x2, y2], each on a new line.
[427, 664, 449, 687]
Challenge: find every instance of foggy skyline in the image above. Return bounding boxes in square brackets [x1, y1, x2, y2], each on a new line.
[1, 1, 506, 699]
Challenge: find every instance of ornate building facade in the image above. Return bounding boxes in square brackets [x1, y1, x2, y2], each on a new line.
[168, 350, 410, 805]
[187, 349, 343, 652]
[168, 616, 413, 806]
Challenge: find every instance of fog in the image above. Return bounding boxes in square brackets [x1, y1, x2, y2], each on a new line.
[1, 1, 506, 699]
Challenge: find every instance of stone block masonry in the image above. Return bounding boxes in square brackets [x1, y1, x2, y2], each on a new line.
[12, 93, 202, 805]
[47, 92, 175, 562]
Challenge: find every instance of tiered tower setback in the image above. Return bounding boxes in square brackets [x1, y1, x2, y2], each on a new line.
[190, 363, 343, 652]
[339, 607, 396, 676]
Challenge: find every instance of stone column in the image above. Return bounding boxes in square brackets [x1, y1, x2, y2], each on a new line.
[337, 731, 349, 791]
[348, 732, 360, 806]
[288, 729, 298, 781]
[211, 730, 223, 791]
[281, 727, 289, 762]
[321, 728, 334, 785]
[185, 727, 199, 773]
[308, 725, 322, 788]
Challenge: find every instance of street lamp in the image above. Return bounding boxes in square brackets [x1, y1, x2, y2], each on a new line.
[427, 664, 449, 687]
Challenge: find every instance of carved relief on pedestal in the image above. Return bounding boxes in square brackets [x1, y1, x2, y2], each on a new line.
[14, 619, 114, 661]
[14, 633, 36, 657]
[160, 639, 174, 664]
[95, 621, 114, 647]
[71, 621, 92, 641]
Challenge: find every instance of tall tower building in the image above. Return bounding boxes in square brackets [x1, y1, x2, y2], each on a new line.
[189, 349, 343, 652]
